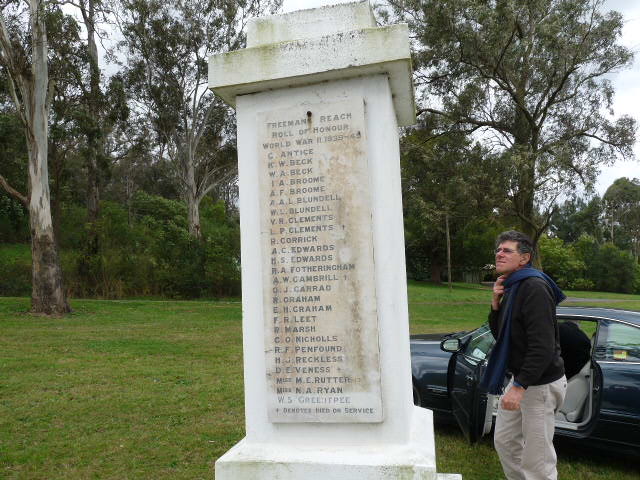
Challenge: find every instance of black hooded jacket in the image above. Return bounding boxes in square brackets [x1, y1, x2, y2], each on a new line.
[488, 277, 565, 388]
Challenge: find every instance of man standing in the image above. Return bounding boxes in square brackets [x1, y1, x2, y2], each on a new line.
[481, 231, 567, 480]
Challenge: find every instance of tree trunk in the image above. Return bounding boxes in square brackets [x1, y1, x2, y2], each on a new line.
[30, 223, 68, 315]
[445, 213, 452, 292]
[27, 0, 70, 315]
[430, 262, 442, 284]
[86, 144, 100, 254]
[610, 213, 615, 244]
[510, 55, 545, 268]
[185, 160, 201, 238]
[27, 95, 69, 315]
[84, 0, 100, 256]
[512, 108, 543, 268]
[188, 192, 201, 238]
[1, 0, 69, 314]
[49, 141, 63, 241]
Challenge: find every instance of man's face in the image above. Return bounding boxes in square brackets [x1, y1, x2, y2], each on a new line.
[495, 240, 530, 275]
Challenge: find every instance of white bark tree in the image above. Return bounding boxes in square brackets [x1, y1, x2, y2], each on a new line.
[0, 0, 70, 314]
[389, 0, 636, 256]
[74, 0, 103, 255]
[117, 0, 280, 238]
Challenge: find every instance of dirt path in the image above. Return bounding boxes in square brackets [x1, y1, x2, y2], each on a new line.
[563, 297, 637, 303]
[408, 298, 638, 305]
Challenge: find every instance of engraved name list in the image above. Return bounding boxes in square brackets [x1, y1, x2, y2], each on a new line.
[258, 98, 383, 423]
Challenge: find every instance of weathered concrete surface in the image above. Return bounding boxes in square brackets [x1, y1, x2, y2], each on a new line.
[246, 0, 377, 47]
[208, 1, 414, 126]
[209, 1, 460, 479]
[216, 407, 459, 479]
[259, 97, 383, 423]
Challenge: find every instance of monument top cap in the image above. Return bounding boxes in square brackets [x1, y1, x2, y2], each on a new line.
[246, 1, 376, 48]
[208, 1, 416, 126]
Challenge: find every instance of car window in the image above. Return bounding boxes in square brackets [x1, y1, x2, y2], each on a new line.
[564, 319, 597, 339]
[462, 324, 495, 361]
[594, 321, 640, 362]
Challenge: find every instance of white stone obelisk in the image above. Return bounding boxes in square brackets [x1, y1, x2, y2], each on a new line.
[208, 2, 461, 478]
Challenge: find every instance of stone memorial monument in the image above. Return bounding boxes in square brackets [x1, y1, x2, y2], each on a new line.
[208, 1, 461, 478]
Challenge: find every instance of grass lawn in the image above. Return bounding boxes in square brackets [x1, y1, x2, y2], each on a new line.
[1, 284, 639, 479]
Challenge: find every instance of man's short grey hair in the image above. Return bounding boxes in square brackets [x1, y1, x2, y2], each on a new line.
[496, 230, 534, 259]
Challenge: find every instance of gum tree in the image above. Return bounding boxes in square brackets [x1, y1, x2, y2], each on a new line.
[0, 0, 70, 314]
[117, 0, 281, 238]
[66, 0, 109, 257]
[401, 118, 505, 283]
[389, 0, 636, 253]
[603, 177, 640, 258]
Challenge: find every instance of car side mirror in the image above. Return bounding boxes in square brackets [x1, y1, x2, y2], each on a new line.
[441, 338, 461, 353]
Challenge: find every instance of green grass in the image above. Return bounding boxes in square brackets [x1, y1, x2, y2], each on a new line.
[1, 298, 244, 479]
[1, 283, 638, 479]
[434, 423, 639, 480]
[564, 289, 640, 300]
[407, 280, 491, 303]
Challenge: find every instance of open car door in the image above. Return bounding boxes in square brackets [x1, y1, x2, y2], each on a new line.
[442, 324, 496, 443]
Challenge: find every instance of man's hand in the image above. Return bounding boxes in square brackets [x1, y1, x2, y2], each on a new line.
[501, 384, 525, 411]
[492, 275, 506, 311]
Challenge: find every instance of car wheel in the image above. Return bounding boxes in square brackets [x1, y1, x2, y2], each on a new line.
[413, 382, 422, 406]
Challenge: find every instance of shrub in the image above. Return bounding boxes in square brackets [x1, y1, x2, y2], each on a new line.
[538, 236, 585, 289]
[567, 278, 596, 291]
[3, 193, 240, 299]
[0, 195, 29, 243]
[589, 243, 637, 294]
[632, 262, 640, 294]
[58, 194, 241, 299]
[0, 244, 31, 296]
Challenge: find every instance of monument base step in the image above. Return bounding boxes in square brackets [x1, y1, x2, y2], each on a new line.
[215, 407, 461, 479]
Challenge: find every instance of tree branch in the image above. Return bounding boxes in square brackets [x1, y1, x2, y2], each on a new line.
[417, 107, 513, 134]
[0, 174, 28, 207]
[197, 167, 236, 203]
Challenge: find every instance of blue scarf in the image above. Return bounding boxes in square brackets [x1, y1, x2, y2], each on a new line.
[479, 266, 566, 395]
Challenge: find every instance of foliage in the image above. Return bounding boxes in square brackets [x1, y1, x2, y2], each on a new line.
[0, 92, 29, 244]
[0, 193, 241, 299]
[0, 244, 30, 295]
[116, 0, 279, 237]
[0, 194, 28, 243]
[550, 196, 605, 244]
[538, 236, 586, 289]
[389, 0, 637, 245]
[457, 219, 509, 272]
[588, 243, 638, 294]
[0, 112, 28, 242]
[602, 177, 640, 258]
[401, 123, 505, 281]
[539, 234, 639, 293]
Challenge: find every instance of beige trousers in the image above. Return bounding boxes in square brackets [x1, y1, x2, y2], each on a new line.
[494, 376, 567, 480]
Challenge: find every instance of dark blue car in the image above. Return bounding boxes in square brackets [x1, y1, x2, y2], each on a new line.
[410, 306, 640, 454]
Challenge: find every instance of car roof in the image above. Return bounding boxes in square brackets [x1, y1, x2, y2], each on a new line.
[557, 306, 640, 326]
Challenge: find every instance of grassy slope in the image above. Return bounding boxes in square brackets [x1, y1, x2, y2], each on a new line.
[1, 284, 639, 479]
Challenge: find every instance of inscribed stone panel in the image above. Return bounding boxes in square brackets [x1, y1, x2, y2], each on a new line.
[258, 97, 383, 423]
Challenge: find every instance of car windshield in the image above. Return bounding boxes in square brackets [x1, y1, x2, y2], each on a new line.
[462, 324, 495, 361]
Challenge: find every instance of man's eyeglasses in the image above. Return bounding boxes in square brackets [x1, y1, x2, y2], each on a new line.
[495, 247, 518, 255]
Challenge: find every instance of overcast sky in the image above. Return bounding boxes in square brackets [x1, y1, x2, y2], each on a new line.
[281, 0, 640, 196]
